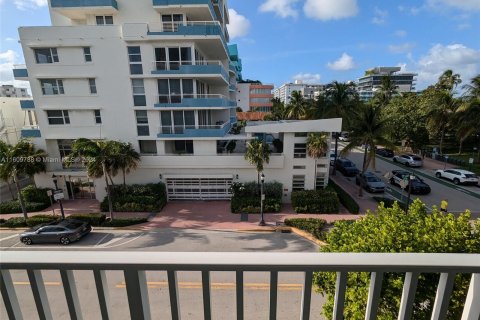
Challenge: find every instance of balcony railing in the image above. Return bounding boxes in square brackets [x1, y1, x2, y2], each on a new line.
[50, 0, 118, 8]
[155, 94, 235, 108]
[151, 60, 228, 80]
[148, 21, 222, 35]
[20, 125, 41, 138]
[158, 122, 231, 137]
[13, 64, 28, 80]
[1, 252, 479, 320]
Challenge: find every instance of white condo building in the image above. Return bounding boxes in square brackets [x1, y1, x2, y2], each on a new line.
[0, 85, 30, 98]
[273, 81, 325, 104]
[357, 67, 417, 101]
[14, 0, 341, 203]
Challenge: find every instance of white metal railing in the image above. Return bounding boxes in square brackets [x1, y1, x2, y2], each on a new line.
[159, 122, 228, 134]
[149, 21, 221, 33]
[21, 125, 40, 130]
[157, 93, 227, 104]
[13, 64, 26, 69]
[152, 60, 223, 71]
[0, 252, 479, 320]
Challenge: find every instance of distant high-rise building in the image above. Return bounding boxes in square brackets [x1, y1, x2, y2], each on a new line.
[236, 82, 273, 112]
[0, 85, 29, 98]
[357, 67, 417, 101]
[273, 80, 325, 104]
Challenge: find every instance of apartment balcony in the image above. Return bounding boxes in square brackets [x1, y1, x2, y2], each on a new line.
[1, 252, 479, 320]
[20, 125, 41, 138]
[13, 65, 28, 80]
[152, 0, 217, 20]
[157, 123, 231, 138]
[50, 0, 118, 19]
[229, 83, 236, 91]
[151, 60, 228, 83]
[20, 100, 35, 109]
[154, 94, 235, 109]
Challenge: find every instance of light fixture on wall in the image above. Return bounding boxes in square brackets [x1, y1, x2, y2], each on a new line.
[159, 174, 162, 180]
[235, 174, 239, 179]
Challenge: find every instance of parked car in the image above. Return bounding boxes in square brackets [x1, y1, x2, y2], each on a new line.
[435, 169, 479, 185]
[20, 219, 92, 245]
[355, 171, 385, 193]
[376, 148, 394, 158]
[393, 154, 423, 167]
[335, 158, 360, 176]
[389, 170, 431, 194]
[338, 132, 349, 141]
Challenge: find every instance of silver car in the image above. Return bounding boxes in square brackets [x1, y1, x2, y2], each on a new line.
[20, 219, 92, 245]
[393, 154, 423, 167]
[355, 171, 385, 193]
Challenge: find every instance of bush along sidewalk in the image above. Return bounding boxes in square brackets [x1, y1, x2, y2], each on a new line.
[100, 183, 167, 212]
[0, 185, 53, 214]
[328, 179, 360, 214]
[284, 218, 328, 241]
[291, 189, 339, 213]
[230, 181, 283, 213]
[0, 213, 148, 228]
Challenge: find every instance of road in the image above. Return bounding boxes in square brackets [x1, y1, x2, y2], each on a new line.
[0, 228, 327, 320]
[337, 144, 480, 216]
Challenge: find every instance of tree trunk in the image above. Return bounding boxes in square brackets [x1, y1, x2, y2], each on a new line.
[257, 171, 260, 196]
[359, 146, 368, 197]
[439, 127, 445, 155]
[108, 173, 115, 187]
[123, 168, 126, 188]
[14, 174, 28, 220]
[103, 163, 113, 220]
[458, 139, 463, 155]
[7, 179, 15, 200]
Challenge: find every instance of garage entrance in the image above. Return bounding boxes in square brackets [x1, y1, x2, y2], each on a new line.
[165, 176, 233, 200]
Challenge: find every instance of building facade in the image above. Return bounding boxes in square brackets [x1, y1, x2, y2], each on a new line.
[0, 97, 38, 144]
[0, 85, 29, 98]
[14, 0, 340, 203]
[236, 82, 273, 112]
[273, 81, 325, 104]
[357, 67, 417, 101]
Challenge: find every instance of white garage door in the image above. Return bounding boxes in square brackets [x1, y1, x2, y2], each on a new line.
[166, 177, 233, 200]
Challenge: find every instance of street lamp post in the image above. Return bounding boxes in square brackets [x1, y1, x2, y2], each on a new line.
[52, 174, 65, 220]
[332, 132, 339, 175]
[405, 174, 415, 214]
[259, 173, 266, 226]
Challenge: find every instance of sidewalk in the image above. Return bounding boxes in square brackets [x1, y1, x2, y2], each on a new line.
[329, 173, 379, 214]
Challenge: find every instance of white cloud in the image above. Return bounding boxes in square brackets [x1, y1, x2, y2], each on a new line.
[397, 5, 422, 15]
[0, 50, 29, 90]
[303, 0, 359, 21]
[292, 73, 321, 84]
[327, 53, 354, 71]
[415, 44, 480, 89]
[13, 0, 47, 10]
[4, 37, 16, 42]
[371, 7, 388, 25]
[227, 9, 251, 39]
[388, 42, 416, 54]
[427, 0, 480, 11]
[259, 0, 300, 18]
[394, 30, 407, 37]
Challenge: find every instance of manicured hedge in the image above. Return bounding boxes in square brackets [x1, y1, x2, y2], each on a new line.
[0, 217, 27, 228]
[25, 214, 59, 227]
[284, 218, 327, 240]
[0, 200, 49, 214]
[230, 181, 283, 213]
[101, 183, 167, 212]
[102, 217, 148, 227]
[21, 185, 53, 205]
[291, 190, 339, 213]
[328, 179, 360, 214]
[67, 213, 106, 226]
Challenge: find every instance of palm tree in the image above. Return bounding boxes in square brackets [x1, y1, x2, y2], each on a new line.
[285, 91, 308, 120]
[306, 132, 329, 189]
[67, 138, 118, 218]
[0, 140, 47, 219]
[375, 75, 398, 106]
[437, 69, 462, 92]
[340, 103, 394, 196]
[244, 139, 270, 190]
[0, 142, 16, 200]
[114, 142, 141, 187]
[462, 74, 480, 100]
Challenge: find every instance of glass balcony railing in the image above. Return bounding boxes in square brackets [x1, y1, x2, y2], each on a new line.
[158, 122, 231, 137]
[50, 0, 118, 8]
[20, 100, 35, 109]
[13, 65, 28, 80]
[151, 60, 228, 81]
[154, 94, 234, 108]
[20, 126, 41, 138]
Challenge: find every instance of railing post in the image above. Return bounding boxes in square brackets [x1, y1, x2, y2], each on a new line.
[167, 270, 181, 320]
[93, 270, 111, 320]
[461, 273, 480, 320]
[27, 269, 52, 320]
[60, 270, 83, 320]
[124, 270, 151, 320]
[0, 270, 23, 320]
[300, 271, 313, 320]
[431, 272, 456, 320]
[333, 272, 347, 320]
[236, 271, 244, 320]
[202, 271, 212, 320]
[398, 272, 419, 320]
[365, 272, 383, 320]
[269, 271, 278, 320]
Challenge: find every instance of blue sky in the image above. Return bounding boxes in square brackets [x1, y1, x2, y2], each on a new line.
[1, 0, 479, 90]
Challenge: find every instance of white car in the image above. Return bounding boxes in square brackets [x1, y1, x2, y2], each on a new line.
[435, 169, 479, 185]
[338, 133, 349, 141]
[393, 154, 423, 167]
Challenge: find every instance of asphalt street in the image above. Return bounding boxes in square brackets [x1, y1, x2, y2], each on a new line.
[0, 228, 327, 320]
[336, 144, 480, 216]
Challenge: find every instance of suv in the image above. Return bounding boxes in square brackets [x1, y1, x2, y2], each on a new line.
[355, 171, 385, 193]
[335, 158, 360, 176]
[389, 170, 431, 194]
[393, 154, 423, 167]
[435, 169, 479, 185]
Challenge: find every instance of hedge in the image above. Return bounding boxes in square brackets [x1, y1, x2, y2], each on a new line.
[0, 200, 49, 214]
[0, 214, 146, 228]
[21, 185, 53, 205]
[372, 196, 408, 210]
[25, 214, 59, 227]
[230, 181, 283, 213]
[67, 213, 106, 226]
[231, 197, 282, 213]
[328, 179, 360, 214]
[101, 183, 167, 212]
[284, 218, 327, 240]
[0, 217, 27, 228]
[102, 217, 148, 227]
[291, 190, 339, 213]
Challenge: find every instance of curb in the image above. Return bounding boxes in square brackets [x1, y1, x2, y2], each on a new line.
[289, 227, 327, 246]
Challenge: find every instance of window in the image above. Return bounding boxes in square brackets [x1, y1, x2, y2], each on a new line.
[40, 79, 64, 95]
[154, 47, 192, 70]
[139, 140, 157, 155]
[96, 15, 113, 25]
[174, 140, 194, 154]
[316, 173, 326, 190]
[94, 110, 102, 124]
[57, 139, 73, 158]
[161, 14, 183, 32]
[294, 143, 307, 158]
[157, 79, 193, 103]
[128, 46, 142, 75]
[88, 78, 97, 94]
[34, 48, 58, 64]
[294, 132, 307, 137]
[47, 110, 70, 125]
[135, 110, 149, 136]
[83, 47, 92, 62]
[292, 175, 305, 191]
[132, 79, 146, 106]
[293, 165, 306, 169]
[160, 110, 195, 134]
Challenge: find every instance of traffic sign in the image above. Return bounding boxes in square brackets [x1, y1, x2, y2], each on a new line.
[469, 158, 474, 164]
[53, 190, 64, 200]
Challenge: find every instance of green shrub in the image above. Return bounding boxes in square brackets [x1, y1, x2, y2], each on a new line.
[372, 196, 408, 210]
[231, 181, 282, 199]
[0, 200, 49, 214]
[231, 197, 282, 213]
[0, 217, 27, 228]
[102, 217, 148, 227]
[101, 183, 167, 212]
[291, 190, 339, 213]
[328, 179, 360, 214]
[230, 181, 283, 213]
[26, 215, 60, 227]
[284, 218, 327, 240]
[21, 185, 53, 205]
[67, 213, 106, 226]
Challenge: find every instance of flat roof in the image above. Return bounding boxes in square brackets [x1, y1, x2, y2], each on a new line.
[245, 118, 342, 133]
